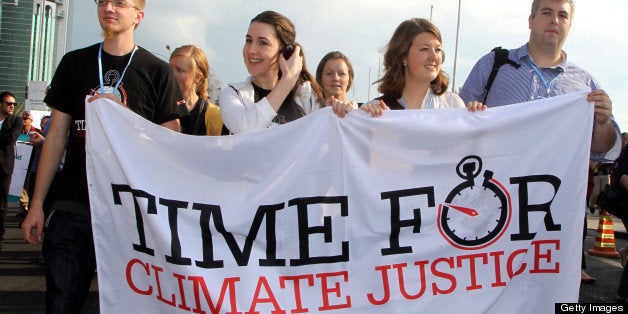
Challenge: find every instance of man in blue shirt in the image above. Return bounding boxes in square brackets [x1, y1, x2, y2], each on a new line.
[460, 0, 620, 163]
[460, 0, 620, 287]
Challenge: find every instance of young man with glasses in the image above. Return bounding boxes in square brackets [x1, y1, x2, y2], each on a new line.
[0, 91, 23, 253]
[21, 0, 187, 311]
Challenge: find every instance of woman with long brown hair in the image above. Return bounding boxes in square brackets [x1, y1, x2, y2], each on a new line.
[219, 10, 324, 134]
[361, 18, 464, 116]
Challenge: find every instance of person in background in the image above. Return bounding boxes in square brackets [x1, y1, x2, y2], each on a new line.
[315, 51, 358, 118]
[0, 92, 22, 252]
[24, 115, 50, 214]
[360, 18, 464, 117]
[40, 115, 50, 132]
[613, 144, 628, 301]
[23, 114, 51, 265]
[16, 111, 43, 220]
[20, 0, 187, 311]
[219, 10, 324, 134]
[460, 0, 621, 285]
[20, 111, 42, 136]
[170, 45, 223, 135]
[589, 160, 613, 213]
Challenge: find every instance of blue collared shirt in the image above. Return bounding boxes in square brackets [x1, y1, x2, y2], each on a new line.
[460, 44, 621, 162]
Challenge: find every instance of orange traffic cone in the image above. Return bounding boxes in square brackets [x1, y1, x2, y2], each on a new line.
[588, 211, 620, 258]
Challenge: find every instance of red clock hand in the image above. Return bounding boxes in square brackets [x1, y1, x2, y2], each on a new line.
[444, 204, 479, 217]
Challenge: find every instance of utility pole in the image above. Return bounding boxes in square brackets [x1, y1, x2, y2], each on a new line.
[451, 0, 462, 92]
[367, 67, 371, 100]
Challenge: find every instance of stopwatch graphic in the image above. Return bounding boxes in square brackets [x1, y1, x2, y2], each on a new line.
[437, 155, 512, 250]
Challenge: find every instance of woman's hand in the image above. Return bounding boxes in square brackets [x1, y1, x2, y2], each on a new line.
[466, 101, 487, 112]
[327, 95, 354, 118]
[278, 45, 303, 84]
[360, 99, 388, 117]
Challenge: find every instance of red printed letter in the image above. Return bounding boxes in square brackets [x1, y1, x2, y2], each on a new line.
[126, 259, 152, 295]
[431, 257, 456, 295]
[317, 271, 352, 311]
[279, 274, 315, 314]
[531, 239, 560, 273]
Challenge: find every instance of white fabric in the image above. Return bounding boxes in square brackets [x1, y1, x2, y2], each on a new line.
[86, 91, 592, 313]
[9, 141, 32, 203]
[423, 89, 465, 109]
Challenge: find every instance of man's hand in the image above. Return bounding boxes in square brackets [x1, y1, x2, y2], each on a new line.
[26, 132, 44, 147]
[21, 204, 44, 244]
[88, 93, 127, 108]
[588, 89, 612, 125]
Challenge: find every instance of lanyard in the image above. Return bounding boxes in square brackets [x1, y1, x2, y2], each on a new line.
[526, 57, 558, 97]
[98, 42, 137, 94]
[400, 90, 434, 109]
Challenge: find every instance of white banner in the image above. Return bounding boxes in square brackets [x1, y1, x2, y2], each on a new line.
[9, 140, 33, 204]
[86, 92, 592, 313]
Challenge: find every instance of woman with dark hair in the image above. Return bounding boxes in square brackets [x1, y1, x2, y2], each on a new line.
[361, 18, 464, 116]
[316, 51, 358, 118]
[169, 45, 223, 135]
[219, 10, 324, 134]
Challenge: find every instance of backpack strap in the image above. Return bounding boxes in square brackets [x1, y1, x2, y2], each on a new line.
[483, 46, 521, 104]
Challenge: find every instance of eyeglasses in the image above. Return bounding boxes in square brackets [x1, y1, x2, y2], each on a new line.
[2, 101, 16, 106]
[94, 0, 140, 10]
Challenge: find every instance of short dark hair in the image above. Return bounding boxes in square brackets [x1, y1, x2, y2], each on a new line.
[0, 91, 15, 102]
[530, 0, 574, 19]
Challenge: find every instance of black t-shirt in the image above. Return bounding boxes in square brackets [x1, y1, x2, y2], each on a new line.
[252, 83, 305, 124]
[44, 43, 188, 206]
[377, 94, 404, 110]
[180, 98, 208, 135]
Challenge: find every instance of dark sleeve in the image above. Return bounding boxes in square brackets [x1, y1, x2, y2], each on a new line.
[613, 147, 628, 188]
[377, 95, 404, 110]
[44, 53, 72, 114]
[0, 116, 23, 147]
[152, 60, 188, 125]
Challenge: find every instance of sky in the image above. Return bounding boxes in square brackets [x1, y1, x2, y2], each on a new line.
[69, 0, 628, 130]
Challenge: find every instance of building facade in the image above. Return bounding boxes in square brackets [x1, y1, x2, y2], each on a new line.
[0, 0, 69, 106]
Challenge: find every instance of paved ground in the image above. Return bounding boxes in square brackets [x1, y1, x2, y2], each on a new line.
[0, 205, 99, 313]
[1, 206, 627, 313]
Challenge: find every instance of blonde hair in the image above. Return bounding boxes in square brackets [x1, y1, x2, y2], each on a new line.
[170, 45, 210, 100]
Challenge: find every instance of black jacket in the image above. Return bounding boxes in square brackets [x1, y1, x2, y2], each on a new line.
[0, 115, 24, 176]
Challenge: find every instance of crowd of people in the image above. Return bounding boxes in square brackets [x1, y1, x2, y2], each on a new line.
[0, 0, 619, 311]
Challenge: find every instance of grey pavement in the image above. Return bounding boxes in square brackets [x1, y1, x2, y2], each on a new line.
[0, 205, 99, 313]
[1, 205, 627, 312]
